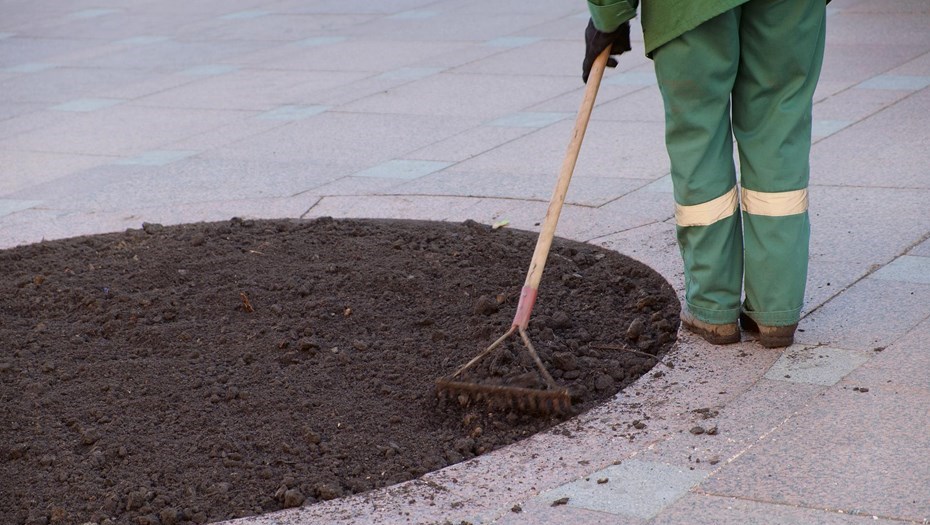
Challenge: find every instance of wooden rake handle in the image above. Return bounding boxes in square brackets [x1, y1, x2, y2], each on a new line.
[511, 47, 611, 329]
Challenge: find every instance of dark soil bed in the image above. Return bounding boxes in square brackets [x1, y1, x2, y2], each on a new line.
[0, 218, 679, 525]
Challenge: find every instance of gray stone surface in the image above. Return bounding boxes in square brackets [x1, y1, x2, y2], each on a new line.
[870, 255, 930, 284]
[651, 493, 902, 525]
[699, 386, 930, 523]
[531, 460, 709, 519]
[763, 345, 871, 386]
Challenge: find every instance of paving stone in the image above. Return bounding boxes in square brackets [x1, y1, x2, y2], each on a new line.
[807, 185, 930, 265]
[763, 345, 871, 386]
[856, 74, 930, 91]
[0, 199, 42, 219]
[306, 195, 478, 222]
[50, 98, 123, 112]
[405, 125, 533, 162]
[70, 8, 119, 19]
[202, 111, 480, 166]
[295, 36, 348, 48]
[603, 70, 658, 87]
[796, 277, 930, 351]
[591, 85, 665, 122]
[0, 33, 14, 40]
[338, 72, 579, 120]
[819, 43, 923, 84]
[257, 105, 328, 121]
[394, 170, 647, 207]
[352, 159, 451, 180]
[451, 40, 579, 77]
[699, 386, 930, 522]
[843, 316, 930, 393]
[73, 40, 273, 70]
[487, 112, 572, 128]
[447, 119, 669, 179]
[643, 379, 825, 470]
[113, 36, 171, 46]
[869, 255, 930, 284]
[114, 150, 198, 166]
[494, 502, 641, 525]
[179, 64, 238, 77]
[811, 119, 852, 139]
[218, 10, 270, 20]
[376, 67, 444, 80]
[0, 150, 113, 195]
[651, 493, 901, 525]
[804, 260, 869, 315]
[909, 238, 930, 257]
[485, 36, 542, 48]
[531, 460, 709, 519]
[2, 62, 56, 73]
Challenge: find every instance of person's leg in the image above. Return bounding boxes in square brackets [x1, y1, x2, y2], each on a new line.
[732, 0, 826, 346]
[653, 9, 743, 342]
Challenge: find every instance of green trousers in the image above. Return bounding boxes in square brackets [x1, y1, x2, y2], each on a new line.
[653, 0, 826, 327]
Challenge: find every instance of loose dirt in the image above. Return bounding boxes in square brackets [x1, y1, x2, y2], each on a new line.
[0, 218, 679, 525]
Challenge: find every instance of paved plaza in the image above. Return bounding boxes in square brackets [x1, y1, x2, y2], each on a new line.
[2, 0, 929, 523]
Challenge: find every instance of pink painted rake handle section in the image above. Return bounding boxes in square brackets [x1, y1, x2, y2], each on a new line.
[511, 47, 611, 329]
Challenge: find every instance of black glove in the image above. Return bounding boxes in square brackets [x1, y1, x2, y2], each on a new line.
[582, 18, 631, 83]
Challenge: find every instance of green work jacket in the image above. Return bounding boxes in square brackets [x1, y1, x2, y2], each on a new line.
[588, 0, 747, 55]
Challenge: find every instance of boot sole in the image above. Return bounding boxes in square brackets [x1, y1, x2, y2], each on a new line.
[739, 313, 796, 349]
[681, 318, 740, 345]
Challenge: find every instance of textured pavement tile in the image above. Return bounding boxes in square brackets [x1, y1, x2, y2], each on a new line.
[394, 170, 647, 207]
[592, 85, 665, 122]
[0, 33, 13, 40]
[338, 72, 579, 119]
[811, 83, 930, 189]
[114, 150, 198, 166]
[1, 105, 258, 156]
[487, 112, 572, 128]
[179, 64, 238, 77]
[870, 255, 930, 284]
[813, 86, 908, 123]
[0, 150, 113, 195]
[376, 67, 443, 80]
[257, 105, 328, 121]
[485, 36, 542, 48]
[797, 278, 930, 350]
[763, 345, 871, 386]
[804, 260, 869, 315]
[651, 493, 901, 525]
[531, 460, 709, 519]
[808, 186, 930, 265]
[856, 74, 930, 91]
[218, 10, 270, 20]
[202, 112, 480, 166]
[910, 238, 930, 257]
[640, 174, 673, 193]
[387, 9, 438, 20]
[2, 62, 56, 73]
[352, 159, 451, 180]
[236, 39, 466, 73]
[294, 36, 348, 48]
[812, 119, 852, 138]
[306, 195, 478, 221]
[70, 8, 119, 19]
[819, 43, 923, 84]
[843, 318, 930, 393]
[50, 98, 123, 112]
[113, 35, 170, 46]
[447, 119, 669, 179]
[643, 379, 825, 470]
[603, 71, 658, 86]
[699, 386, 930, 522]
[0, 199, 42, 218]
[494, 503, 641, 525]
[406, 125, 532, 162]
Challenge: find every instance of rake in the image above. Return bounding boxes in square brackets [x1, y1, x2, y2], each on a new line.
[435, 48, 612, 415]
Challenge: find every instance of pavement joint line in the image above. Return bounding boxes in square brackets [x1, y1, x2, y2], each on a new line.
[691, 489, 922, 524]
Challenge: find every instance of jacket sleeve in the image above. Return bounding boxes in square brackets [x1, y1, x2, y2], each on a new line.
[587, 0, 639, 32]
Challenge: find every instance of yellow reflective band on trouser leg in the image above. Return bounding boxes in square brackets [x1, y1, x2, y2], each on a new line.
[741, 188, 809, 216]
[675, 186, 739, 227]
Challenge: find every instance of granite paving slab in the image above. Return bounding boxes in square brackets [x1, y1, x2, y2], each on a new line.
[699, 385, 930, 523]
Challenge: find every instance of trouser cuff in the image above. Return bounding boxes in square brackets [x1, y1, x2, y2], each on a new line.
[741, 304, 802, 326]
[686, 302, 740, 324]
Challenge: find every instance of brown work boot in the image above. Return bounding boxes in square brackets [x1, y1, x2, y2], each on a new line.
[739, 313, 797, 348]
[680, 309, 740, 345]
